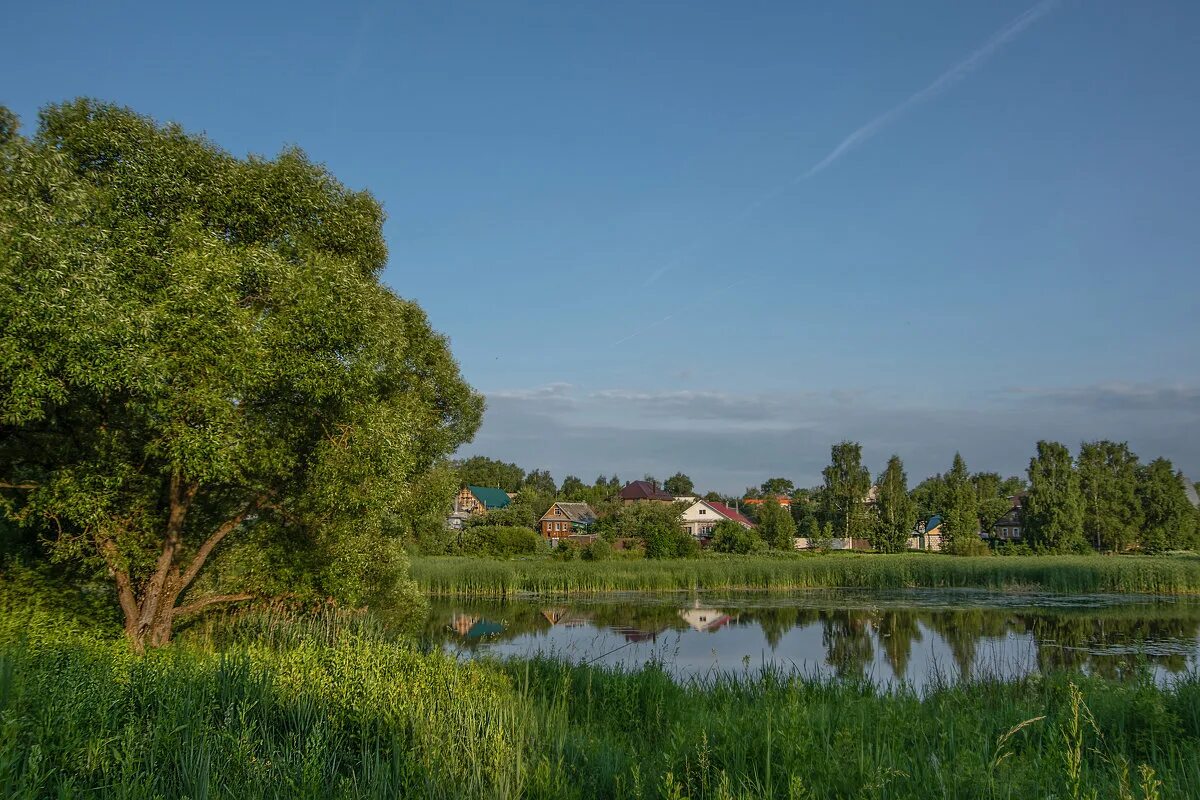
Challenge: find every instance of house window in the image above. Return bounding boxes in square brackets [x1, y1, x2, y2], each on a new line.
[699, 509, 706, 515]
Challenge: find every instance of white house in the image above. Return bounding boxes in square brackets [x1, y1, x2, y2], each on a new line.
[680, 499, 756, 541]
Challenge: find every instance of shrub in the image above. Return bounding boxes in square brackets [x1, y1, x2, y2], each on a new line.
[945, 535, 991, 557]
[553, 540, 581, 561]
[709, 521, 765, 554]
[616, 502, 695, 559]
[582, 539, 613, 561]
[457, 526, 545, 557]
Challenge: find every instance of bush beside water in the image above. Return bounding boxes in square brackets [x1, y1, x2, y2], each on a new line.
[0, 608, 1198, 798]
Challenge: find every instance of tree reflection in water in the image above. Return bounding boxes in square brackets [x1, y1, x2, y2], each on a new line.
[427, 592, 1200, 686]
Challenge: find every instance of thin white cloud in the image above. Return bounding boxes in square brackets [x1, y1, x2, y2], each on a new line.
[802, 0, 1060, 179]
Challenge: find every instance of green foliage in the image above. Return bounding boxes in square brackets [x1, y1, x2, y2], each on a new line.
[1026, 441, 1087, 553]
[582, 538, 613, 561]
[617, 502, 694, 559]
[1078, 441, 1142, 552]
[941, 454, 981, 554]
[972, 471, 1013, 532]
[811, 521, 835, 551]
[559, 475, 587, 499]
[454, 456, 525, 493]
[872, 456, 917, 553]
[820, 442, 872, 540]
[754, 499, 797, 550]
[456, 526, 546, 558]
[1137, 459, 1199, 553]
[910, 475, 948, 522]
[663, 472, 695, 496]
[523, 468, 557, 496]
[709, 520, 765, 554]
[760, 477, 795, 496]
[0, 101, 481, 647]
[387, 461, 460, 554]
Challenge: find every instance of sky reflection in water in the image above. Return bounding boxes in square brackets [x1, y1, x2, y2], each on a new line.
[427, 589, 1200, 691]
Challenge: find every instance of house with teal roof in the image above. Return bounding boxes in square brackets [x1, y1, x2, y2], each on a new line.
[454, 484, 513, 517]
[909, 515, 945, 551]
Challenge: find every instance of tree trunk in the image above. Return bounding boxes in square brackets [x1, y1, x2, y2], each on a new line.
[102, 492, 263, 653]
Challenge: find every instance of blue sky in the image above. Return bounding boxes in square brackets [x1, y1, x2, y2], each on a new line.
[5, 0, 1198, 491]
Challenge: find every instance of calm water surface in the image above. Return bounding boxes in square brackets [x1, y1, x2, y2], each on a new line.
[428, 589, 1200, 690]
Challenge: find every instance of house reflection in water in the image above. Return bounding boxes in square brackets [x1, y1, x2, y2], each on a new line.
[678, 603, 733, 633]
[540, 607, 590, 627]
[609, 625, 666, 643]
[449, 612, 505, 640]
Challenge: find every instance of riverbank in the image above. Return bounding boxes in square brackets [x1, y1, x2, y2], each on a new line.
[1, 609, 1197, 799]
[412, 553, 1200, 597]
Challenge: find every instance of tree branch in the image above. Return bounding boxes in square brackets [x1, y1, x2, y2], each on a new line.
[172, 593, 254, 618]
[175, 495, 265, 596]
[0, 481, 38, 490]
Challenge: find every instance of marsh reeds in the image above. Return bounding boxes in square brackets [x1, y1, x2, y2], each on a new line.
[412, 553, 1200, 598]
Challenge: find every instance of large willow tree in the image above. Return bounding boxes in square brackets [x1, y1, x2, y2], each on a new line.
[0, 101, 482, 650]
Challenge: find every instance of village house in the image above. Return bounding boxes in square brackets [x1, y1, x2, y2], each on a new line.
[617, 479, 675, 504]
[538, 501, 599, 544]
[991, 493, 1026, 542]
[909, 515, 945, 551]
[680, 499, 755, 542]
[449, 485, 512, 529]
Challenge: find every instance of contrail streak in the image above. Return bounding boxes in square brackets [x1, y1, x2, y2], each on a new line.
[802, 0, 1059, 179]
[618, 1, 1060, 341]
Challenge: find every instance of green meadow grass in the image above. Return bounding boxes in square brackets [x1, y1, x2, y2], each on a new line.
[0, 607, 1198, 798]
[412, 553, 1200, 597]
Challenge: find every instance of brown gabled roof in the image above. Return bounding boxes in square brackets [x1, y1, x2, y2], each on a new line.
[618, 480, 674, 501]
[539, 502, 598, 525]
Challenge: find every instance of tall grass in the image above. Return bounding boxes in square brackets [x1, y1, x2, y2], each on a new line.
[0, 607, 1198, 798]
[412, 553, 1200, 597]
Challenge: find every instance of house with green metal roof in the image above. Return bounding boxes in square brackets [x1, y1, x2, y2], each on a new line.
[454, 484, 513, 516]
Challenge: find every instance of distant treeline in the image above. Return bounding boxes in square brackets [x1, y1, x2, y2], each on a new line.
[445, 440, 1200, 555]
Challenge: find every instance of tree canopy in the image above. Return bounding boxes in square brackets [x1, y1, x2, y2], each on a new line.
[0, 101, 482, 649]
[1024, 441, 1085, 552]
[871, 456, 916, 553]
[753, 498, 796, 550]
[454, 456, 524, 493]
[663, 472, 694, 496]
[820, 442, 871, 541]
[1077, 441, 1141, 552]
[940, 454, 980, 553]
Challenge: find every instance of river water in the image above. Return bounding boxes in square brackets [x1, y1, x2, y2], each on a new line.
[427, 589, 1200, 690]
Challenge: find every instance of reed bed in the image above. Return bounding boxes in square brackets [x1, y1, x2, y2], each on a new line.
[412, 553, 1200, 598]
[0, 607, 1198, 798]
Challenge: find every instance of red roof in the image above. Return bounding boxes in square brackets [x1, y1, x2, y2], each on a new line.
[618, 480, 674, 501]
[708, 501, 755, 528]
